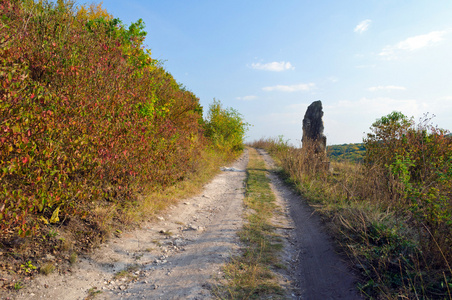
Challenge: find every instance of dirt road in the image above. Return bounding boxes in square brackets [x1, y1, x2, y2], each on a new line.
[5, 149, 362, 299]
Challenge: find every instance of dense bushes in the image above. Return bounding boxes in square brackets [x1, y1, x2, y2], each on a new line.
[0, 0, 245, 247]
[251, 112, 452, 299]
[365, 112, 452, 268]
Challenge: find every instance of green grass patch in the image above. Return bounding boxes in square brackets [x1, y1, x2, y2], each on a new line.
[113, 264, 139, 281]
[215, 148, 285, 299]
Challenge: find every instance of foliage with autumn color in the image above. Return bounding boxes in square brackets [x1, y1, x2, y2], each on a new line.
[0, 0, 246, 250]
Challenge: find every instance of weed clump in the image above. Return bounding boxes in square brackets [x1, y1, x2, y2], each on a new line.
[39, 263, 55, 275]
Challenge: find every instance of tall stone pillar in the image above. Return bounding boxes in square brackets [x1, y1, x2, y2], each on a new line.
[302, 100, 327, 155]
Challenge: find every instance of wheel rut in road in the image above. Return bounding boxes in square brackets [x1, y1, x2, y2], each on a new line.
[257, 148, 362, 300]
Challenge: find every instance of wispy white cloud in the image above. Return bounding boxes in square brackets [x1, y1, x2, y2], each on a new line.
[333, 97, 428, 118]
[250, 61, 295, 72]
[355, 64, 377, 69]
[368, 85, 406, 92]
[379, 30, 449, 59]
[262, 83, 315, 92]
[236, 95, 257, 101]
[354, 19, 371, 34]
[439, 96, 452, 102]
[327, 76, 339, 83]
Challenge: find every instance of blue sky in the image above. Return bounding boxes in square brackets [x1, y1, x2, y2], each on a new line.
[91, 0, 452, 145]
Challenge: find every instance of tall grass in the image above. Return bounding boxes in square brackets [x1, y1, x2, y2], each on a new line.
[250, 134, 452, 299]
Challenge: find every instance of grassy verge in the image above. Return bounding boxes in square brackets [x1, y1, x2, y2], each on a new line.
[215, 148, 285, 299]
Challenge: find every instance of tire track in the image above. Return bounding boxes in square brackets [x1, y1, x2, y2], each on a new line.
[257, 148, 363, 300]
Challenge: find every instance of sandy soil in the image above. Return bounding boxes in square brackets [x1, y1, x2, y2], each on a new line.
[3, 149, 363, 300]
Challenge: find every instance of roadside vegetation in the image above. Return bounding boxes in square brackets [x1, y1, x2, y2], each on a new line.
[0, 0, 248, 290]
[250, 112, 452, 299]
[215, 148, 285, 299]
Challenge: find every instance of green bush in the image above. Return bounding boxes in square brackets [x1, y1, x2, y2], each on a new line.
[204, 99, 249, 154]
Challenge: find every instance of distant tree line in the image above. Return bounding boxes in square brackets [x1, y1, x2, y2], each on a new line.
[327, 143, 366, 163]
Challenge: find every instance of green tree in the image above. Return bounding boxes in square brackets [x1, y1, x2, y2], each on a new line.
[364, 111, 413, 167]
[204, 99, 249, 153]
